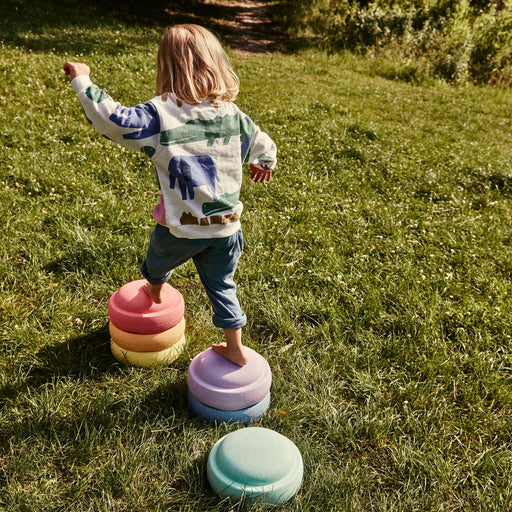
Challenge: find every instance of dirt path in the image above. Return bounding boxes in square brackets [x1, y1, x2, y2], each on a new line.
[206, 0, 282, 55]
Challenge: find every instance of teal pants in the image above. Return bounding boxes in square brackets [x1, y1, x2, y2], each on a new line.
[140, 224, 246, 330]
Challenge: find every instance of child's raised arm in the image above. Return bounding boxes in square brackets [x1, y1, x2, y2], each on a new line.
[63, 62, 90, 80]
[63, 62, 160, 154]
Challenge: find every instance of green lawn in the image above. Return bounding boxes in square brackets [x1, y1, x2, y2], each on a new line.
[1, 1, 512, 511]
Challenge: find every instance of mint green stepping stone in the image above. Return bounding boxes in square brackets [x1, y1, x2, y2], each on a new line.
[207, 427, 303, 506]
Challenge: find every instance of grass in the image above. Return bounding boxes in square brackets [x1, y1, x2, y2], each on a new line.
[2, 1, 512, 510]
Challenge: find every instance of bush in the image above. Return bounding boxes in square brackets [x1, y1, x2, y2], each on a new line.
[338, 6, 410, 50]
[272, 0, 512, 84]
[470, 8, 512, 83]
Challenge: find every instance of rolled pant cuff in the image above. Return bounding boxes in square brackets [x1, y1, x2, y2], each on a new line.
[212, 313, 247, 330]
[140, 260, 172, 286]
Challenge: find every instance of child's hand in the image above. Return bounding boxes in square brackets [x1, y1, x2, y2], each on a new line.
[250, 164, 272, 183]
[63, 62, 90, 80]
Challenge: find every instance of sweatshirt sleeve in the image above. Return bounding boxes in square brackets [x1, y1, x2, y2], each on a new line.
[240, 113, 277, 172]
[71, 75, 160, 155]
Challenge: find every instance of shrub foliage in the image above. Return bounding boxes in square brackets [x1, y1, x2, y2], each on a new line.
[272, 0, 512, 84]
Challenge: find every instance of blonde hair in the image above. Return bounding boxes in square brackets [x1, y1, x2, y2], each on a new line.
[156, 24, 239, 105]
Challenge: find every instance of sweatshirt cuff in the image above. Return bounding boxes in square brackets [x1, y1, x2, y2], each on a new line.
[71, 75, 93, 94]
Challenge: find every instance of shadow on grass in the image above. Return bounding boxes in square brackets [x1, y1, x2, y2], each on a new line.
[0, 0, 302, 55]
[485, 173, 512, 197]
[0, 326, 194, 433]
[0, 0, 241, 54]
[15, 325, 116, 385]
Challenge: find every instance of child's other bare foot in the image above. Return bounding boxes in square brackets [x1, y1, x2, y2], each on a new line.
[211, 342, 248, 366]
[143, 282, 164, 304]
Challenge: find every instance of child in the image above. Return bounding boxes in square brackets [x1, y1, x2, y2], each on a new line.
[64, 24, 276, 366]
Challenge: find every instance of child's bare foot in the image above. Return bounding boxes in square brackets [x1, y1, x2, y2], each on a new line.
[211, 342, 248, 366]
[143, 282, 164, 304]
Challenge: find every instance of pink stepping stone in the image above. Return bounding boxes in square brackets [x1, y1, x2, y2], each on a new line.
[108, 279, 184, 334]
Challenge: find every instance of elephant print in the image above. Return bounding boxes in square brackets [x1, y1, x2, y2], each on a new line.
[168, 155, 219, 201]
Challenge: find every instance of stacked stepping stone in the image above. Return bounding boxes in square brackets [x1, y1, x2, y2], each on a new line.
[187, 347, 271, 424]
[207, 427, 303, 506]
[108, 279, 186, 367]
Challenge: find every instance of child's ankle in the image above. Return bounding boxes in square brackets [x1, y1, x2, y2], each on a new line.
[211, 342, 248, 366]
[143, 282, 163, 303]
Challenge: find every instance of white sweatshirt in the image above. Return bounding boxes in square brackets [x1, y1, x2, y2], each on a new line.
[71, 75, 277, 238]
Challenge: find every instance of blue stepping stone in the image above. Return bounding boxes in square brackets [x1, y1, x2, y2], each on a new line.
[188, 391, 271, 424]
